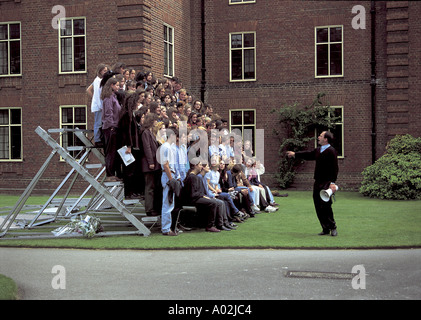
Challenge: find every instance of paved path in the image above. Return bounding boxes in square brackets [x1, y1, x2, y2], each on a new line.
[1, 248, 420, 301]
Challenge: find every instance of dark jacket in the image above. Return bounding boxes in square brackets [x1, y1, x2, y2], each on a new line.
[219, 170, 236, 192]
[167, 178, 182, 204]
[118, 111, 139, 150]
[183, 173, 207, 204]
[295, 145, 338, 188]
[102, 94, 121, 130]
[140, 128, 161, 173]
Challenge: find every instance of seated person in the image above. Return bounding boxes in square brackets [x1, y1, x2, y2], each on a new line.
[207, 157, 241, 223]
[182, 157, 220, 232]
[228, 164, 258, 218]
[244, 157, 278, 212]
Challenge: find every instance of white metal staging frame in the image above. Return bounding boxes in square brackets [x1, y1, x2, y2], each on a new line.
[0, 127, 152, 239]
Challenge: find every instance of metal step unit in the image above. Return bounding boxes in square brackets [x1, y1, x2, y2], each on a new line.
[0, 127, 152, 240]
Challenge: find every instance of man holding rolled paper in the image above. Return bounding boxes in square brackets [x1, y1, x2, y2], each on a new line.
[286, 131, 339, 236]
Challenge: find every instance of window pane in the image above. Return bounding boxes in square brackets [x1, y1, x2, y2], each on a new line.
[243, 110, 255, 124]
[74, 107, 86, 123]
[168, 44, 173, 75]
[62, 126, 73, 152]
[0, 25, 7, 40]
[0, 127, 9, 159]
[164, 26, 168, 41]
[73, 19, 85, 35]
[330, 43, 342, 75]
[331, 107, 343, 122]
[60, 20, 72, 36]
[0, 42, 8, 75]
[244, 33, 254, 47]
[9, 24, 20, 39]
[330, 27, 342, 42]
[231, 34, 242, 48]
[243, 49, 255, 79]
[231, 50, 242, 80]
[10, 109, 20, 124]
[317, 28, 328, 43]
[9, 41, 20, 74]
[164, 44, 168, 74]
[61, 38, 72, 72]
[62, 108, 73, 123]
[331, 125, 343, 157]
[316, 44, 328, 76]
[243, 125, 255, 148]
[73, 37, 85, 71]
[10, 125, 21, 159]
[231, 111, 242, 125]
[0, 109, 8, 124]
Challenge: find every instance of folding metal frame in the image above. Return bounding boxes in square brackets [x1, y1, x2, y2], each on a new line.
[0, 126, 152, 239]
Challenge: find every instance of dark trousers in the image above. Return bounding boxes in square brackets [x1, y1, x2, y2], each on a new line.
[122, 149, 144, 196]
[143, 170, 162, 215]
[233, 190, 253, 214]
[132, 150, 145, 195]
[193, 197, 218, 228]
[313, 181, 337, 232]
[103, 128, 121, 177]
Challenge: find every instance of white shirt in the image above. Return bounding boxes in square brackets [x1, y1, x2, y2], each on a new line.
[90, 76, 103, 113]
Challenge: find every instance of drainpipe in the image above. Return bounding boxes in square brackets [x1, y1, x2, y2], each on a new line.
[200, 0, 206, 103]
[370, 1, 377, 164]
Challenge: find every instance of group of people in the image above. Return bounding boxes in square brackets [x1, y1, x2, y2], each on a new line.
[86, 62, 282, 236]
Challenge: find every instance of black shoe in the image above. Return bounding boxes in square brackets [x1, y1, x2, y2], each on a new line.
[331, 229, 338, 236]
[218, 225, 232, 231]
[233, 216, 243, 223]
[318, 231, 330, 236]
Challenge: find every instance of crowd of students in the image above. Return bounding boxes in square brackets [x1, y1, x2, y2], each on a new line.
[87, 62, 281, 236]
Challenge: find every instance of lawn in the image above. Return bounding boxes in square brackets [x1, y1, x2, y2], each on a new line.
[0, 274, 18, 300]
[0, 191, 420, 249]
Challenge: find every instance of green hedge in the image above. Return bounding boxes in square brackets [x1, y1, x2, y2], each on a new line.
[360, 134, 421, 200]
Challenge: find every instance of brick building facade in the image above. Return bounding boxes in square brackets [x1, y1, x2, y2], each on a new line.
[0, 0, 420, 193]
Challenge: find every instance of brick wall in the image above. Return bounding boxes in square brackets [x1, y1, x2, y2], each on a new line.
[0, 0, 420, 194]
[202, 0, 375, 189]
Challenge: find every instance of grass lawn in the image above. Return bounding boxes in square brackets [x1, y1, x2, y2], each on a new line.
[0, 274, 18, 300]
[0, 191, 420, 249]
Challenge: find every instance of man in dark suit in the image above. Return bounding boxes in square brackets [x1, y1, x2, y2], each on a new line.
[287, 131, 339, 236]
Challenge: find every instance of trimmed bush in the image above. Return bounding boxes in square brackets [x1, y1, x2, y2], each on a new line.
[359, 135, 421, 200]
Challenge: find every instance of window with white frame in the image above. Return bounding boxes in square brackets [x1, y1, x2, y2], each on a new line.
[60, 106, 87, 158]
[315, 106, 344, 158]
[0, 22, 21, 76]
[230, 32, 256, 81]
[164, 24, 174, 77]
[58, 18, 86, 73]
[229, 109, 256, 154]
[229, 0, 256, 4]
[0, 108, 22, 160]
[315, 26, 343, 77]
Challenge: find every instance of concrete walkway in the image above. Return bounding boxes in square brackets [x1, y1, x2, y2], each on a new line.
[1, 247, 420, 301]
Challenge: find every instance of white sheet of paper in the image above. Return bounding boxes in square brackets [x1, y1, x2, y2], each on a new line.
[117, 146, 135, 166]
